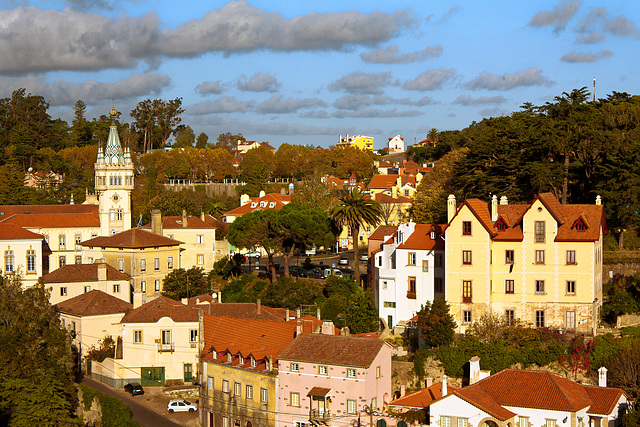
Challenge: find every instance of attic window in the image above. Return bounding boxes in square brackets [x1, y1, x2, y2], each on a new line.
[251, 202, 257, 208]
[495, 218, 507, 232]
[227, 353, 232, 363]
[251, 358, 256, 367]
[269, 202, 275, 208]
[260, 201, 266, 207]
[574, 217, 588, 232]
[239, 356, 244, 365]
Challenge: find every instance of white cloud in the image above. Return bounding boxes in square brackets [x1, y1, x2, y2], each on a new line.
[402, 68, 455, 91]
[329, 72, 398, 95]
[360, 44, 442, 64]
[465, 68, 553, 90]
[237, 73, 281, 93]
[195, 81, 224, 95]
[528, 0, 582, 33]
[560, 50, 612, 63]
[187, 97, 255, 115]
[256, 94, 326, 114]
[453, 95, 507, 105]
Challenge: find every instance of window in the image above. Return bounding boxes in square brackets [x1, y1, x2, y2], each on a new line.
[535, 310, 545, 328]
[371, 397, 377, 410]
[117, 209, 123, 220]
[462, 250, 472, 265]
[4, 250, 14, 273]
[440, 417, 452, 427]
[463, 310, 472, 324]
[290, 392, 300, 407]
[208, 376, 214, 391]
[155, 279, 160, 291]
[376, 366, 381, 378]
[407, 277, 416, 299]
[347, 399, 357, 414]
[84, 285, 91, 293]
[347, 368, 356, 378]
[140, 259, 146, 272]
[190, 329, 198, 343]
[422, 260, 429, 272]
[383, 301, 396, 308]
[234, 382, 241, 396]
[110, 209, 115, 221]
[75, 234, 82, 249]
[505, 279, 515, 294]
[118, 258, 124, 272]
[535, 280, 545, 295]
[435, 254, 443, 267]
[197, 235, 204, 244]
[408, 252, 416, 266]
[505, 250, 514, 264]
[134, 330, 142, 344]
[246, 385, 253, 399]
[154, 257, 160, 271]
[546, 420, 556, 427]
[141, 281, 146, 293]
[565, 311, 576, 329]
[59, 234, 66, 250]
[566, 280, 576, 295]
[223, 417, 229, 427]
[222, 380, 230, 393]
[75, 255, 82, 264]
[60, 287, 67, 296]
[260, 388, 268, 403]
[519, 417, 529, 427]
[318, 365, 328, 375]
[59, 256, 66, 268]
[505, 309, 515, 326]
[566, 250, 576, 265]
[168, 257, 173, 269]
[535, 250, 545, 264]
[290, 362, 299, 372]
[463, 280, 472, 303]
[535, 221, 545, 243]
[435, 278, 444, 293]
[113, 284, 120, 293]
[197, 254, 204, 265]
[462, 221, 472, 235]
[26, 250, 36, 272]
[457, 418, 469, 427]
[382, 281, 387, 290]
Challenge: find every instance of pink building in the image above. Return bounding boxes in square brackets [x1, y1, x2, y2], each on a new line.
[277, 334, 393, 427]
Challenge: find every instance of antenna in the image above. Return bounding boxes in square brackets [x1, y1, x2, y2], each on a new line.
[593, 77, 596, 103]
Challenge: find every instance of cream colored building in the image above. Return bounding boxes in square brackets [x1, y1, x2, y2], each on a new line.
[43, 262, 131, 305]
[445, 193, 605, 335]
[0, 223, 46, 287]
[81, 228, 182, 305]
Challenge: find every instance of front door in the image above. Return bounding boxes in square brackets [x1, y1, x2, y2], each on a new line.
[161, 330, 172, 351]
[184, 363, 193, 383]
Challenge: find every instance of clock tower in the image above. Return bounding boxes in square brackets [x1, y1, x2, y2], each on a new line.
[95, 108, 135, 236]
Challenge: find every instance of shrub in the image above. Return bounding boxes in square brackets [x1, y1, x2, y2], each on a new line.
[79, 384, 139, 427]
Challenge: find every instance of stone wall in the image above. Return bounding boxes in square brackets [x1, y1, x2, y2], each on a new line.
[617, 312, 640, 328]
[163, 182, 238, 198]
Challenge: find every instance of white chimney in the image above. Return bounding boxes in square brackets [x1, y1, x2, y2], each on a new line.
[442, 375, 447, 396]
[491, 195, 498, 222]
[596, 195, 602, 205]
[469, 356, 481, 385]
[447, 195, 456, 223]
[259, 190, 266, 198]
[500, 195, 508, 205]
[182, 209, 188, 228]
[400, 385, 406, 397]
[598, 366, 607, 387]
[425, 377, 433, 388]
[240, 194, 250, 206]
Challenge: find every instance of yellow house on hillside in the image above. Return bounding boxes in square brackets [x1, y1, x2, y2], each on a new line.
[445, 193, 605, 335]
[337, 134, 374, 152]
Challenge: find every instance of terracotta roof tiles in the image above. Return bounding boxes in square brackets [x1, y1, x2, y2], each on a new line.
[207, 302, 289, 321]
[142, 215, 214, 230]
[369, 225, 399, 241]
[584, 385, 625, 415]
[397, 224, 445, 251]
[368, 174, 400, 189]
[42, 263, 130, 284]
[0, 223, 43, 240]
[278, 333, 384, 368]
[121, 296, 199, 323]
[2, 212, 100, 228]
[54, 290, 132, 317]
[82, 228, 182, 249]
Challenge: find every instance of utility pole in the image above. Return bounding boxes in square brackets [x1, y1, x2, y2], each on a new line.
[593, 77, 596, 103]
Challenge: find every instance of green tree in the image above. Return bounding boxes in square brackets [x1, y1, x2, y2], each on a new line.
[239, 146, 275, 196]
[195, 132, 209, 149]
[154, 97, 184, 148]
[216, 132, 245, 152]
[130, 99, 155, 153]
[330, 188, 382, 281]
[343, 288, 379, 334]
[173, 125, 195, 148]
[70, 100, 93, 147]
[416, 297, 456, 348]
[162, 267, 208, 300]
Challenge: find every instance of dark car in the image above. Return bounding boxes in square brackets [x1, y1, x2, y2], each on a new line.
[124, 382, 144, 396]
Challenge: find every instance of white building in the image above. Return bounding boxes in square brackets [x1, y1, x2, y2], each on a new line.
[388, 135, 405, 154]
[373, 222, 445, 328]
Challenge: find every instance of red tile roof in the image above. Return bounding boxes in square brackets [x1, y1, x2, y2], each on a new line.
[0, 204, 98, 216]
[368, 174, 400, 189]
[222, 193, 291, 218]
[201, 315, 297, 363]
[584, 385, 626, 415]
[42, 263, 130, 283]
[141, 215, 215, 230]
[2, 212, 99, 228]
[54, 290, 132, 316]
[0, 223, 43, 240]
[206, 302, 290, 321]
[369, 225, 399, 241]
[397, 224, 445, 251]
[82, 228, 182, 249]
[278, 333, 385, 368]
[120, 296, 199, 323]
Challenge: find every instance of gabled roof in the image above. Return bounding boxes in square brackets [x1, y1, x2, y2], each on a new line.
[463, 199, 497, 237]
[2, 212, 100, 228]
[120, 296, 199, 323]
[537, 192, 567, 224]
[222, 193, 290, 218]
[396, 224, 445, 251]
[207, 302, 289, 322]
[42, 263, 130, 284]
[54, 290, 132, 317]
[584, 385, 626, 415]
[201, 315, 297, 363]
[368, 174, 400, 189]
[0, 223, 43, 240]
[278, 333, 384, 368]
[82, 228, 182, 249]
[369, 225, 399, 241]
[142, 215, 215, 230]
[0, 204, 98, 217]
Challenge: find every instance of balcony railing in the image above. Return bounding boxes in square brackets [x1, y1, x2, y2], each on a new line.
[309, 409, 332, 424]
[406, 291, 416, 300]
[158, 342, 175, 353]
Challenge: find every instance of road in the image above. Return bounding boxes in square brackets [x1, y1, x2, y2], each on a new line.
[242, 251, 367, 277]
[78, 377, 182, 427]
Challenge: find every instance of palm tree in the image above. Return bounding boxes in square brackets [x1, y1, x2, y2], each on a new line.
[330, 188, 383, 283]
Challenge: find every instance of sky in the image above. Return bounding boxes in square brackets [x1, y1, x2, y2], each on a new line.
[1, 0, 639, 149]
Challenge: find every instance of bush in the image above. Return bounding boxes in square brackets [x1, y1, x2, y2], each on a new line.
[79, 384, 139, 427]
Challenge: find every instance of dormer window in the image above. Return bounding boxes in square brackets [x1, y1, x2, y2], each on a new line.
[573, 217, 588, 232]
[495, 218, 507, 232]
[251, 202, 257, 208]
[227, 353, 232, 363]
[239, 356, 244, 365]
[251, 358, 256, 367]
[269, 202, 275, 208]
[260, 201, 266, 207]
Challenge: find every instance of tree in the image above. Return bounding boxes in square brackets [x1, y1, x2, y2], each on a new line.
[330, 188, 382, 281]
[291, 169, 333, 210]
[416, 297, 456, 348]
[162, 267, 208, 300]
[343, 288, 379, 334]
[239, 146, 275, 196]
[195, 132, 209, 149]
[174, 125, 195, 148]
[605, 342, 640, 400]
[130, 99, 155, 153]
[155, 97, 184, 148]
[70, 100, 93, 147]
[216, 132, 245, 152]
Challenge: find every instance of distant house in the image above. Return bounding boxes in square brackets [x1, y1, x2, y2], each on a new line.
[222, 192, 291, 224]
[235, 140, 275, 155]
[0, 223, 47, 287]
[43, 262, 131, 305]
[24, 171, 63, 190]
[388, 135, 405, 154]
[337, 134, 374, 152]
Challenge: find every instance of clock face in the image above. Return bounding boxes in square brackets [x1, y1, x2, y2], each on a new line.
[112, 194, 120, 202]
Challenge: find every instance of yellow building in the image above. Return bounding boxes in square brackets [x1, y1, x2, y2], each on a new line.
[0, 223, 46, 287]
[81, 228, 182, 304]
[445, 193, 605, 335]
[337, 134, 374, 152]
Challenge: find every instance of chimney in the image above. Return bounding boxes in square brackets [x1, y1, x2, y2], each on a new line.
[218, 292, 222, 303]
[285, 309, 290, 321]
[296, 318, 303, 336]
[500, 195, 508, 205]
[598, 367, 607, 387]
[596, 195, 602, 205]
[151, 209, 162, 235]
[491, 195, 498, 222]
[400, 385, 406, 397]
[322, 320, 335, 335]
[181, 298, 188, 305]
[317, 307, 321, 320]
[469, 356, 481, 385]
[296, 308, 301, 319]
[97, 263, 107, 281]
[268, 355, 273, 371]
[442, 375, 448, 396]
[240, 194, 250, 206]
[259, 190, 266, 198]
[447, 195, 456, 223]
[182, 210, 188, 228]
[257, 299, 261, 314]
[200, 211, 205, 221]
[133, 291, 143, 309]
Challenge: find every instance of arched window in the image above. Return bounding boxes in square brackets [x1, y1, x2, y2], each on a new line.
[397, 421, 407, 427]
[376, 419, 387, 427]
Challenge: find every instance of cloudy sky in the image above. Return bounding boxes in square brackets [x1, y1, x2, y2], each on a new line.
[1, 0, 639, 149]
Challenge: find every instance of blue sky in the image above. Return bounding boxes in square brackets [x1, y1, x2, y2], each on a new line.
[1, 0, 639, 149]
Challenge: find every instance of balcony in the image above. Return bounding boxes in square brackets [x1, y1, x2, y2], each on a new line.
[406, 291, 416, 300]
[157, 342, 175, 353]
[309, 409, 332, 425]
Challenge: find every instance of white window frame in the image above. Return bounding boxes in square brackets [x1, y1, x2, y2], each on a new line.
[260, 388, 268, 403]
[190, 329, 198, 343]
[154, 257, 160, 271]
[347, 399, 357, 414]
[290, 392, 300, 407]
[246, 385, 253, 399]
[234, 382, 241, 396]
[134, 330, 142, 344]
[168, 256, 173, 269]
[113, 284, 120, 293]
[222, 379, 229, 393]
[347, 368, 356, 378]
[318, 365, 328, 375]
[290, 362, 299, 372]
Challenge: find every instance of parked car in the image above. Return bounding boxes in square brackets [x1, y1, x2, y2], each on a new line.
[167, 399, 197, 413]
[124, 382, 144, 396]
[323, 268, 344, 278]
[339, 256, 349, 265]
[359, 254, 368, 262]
